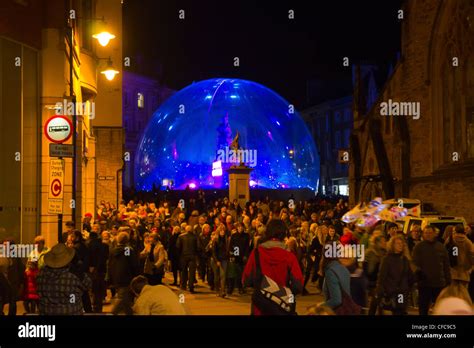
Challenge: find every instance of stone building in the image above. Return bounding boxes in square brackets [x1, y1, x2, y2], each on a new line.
[302, 96, 353, 195]
[350, 0, 474, 222]
[0, 0, 123, 247]
[302, 65, 386, 196]
[122, 69, 174, 189]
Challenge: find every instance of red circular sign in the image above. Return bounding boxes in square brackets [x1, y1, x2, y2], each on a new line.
[44, 115, 73, 144]
[51, 178, 62, 197]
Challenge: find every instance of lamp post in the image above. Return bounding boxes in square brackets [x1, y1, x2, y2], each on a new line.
[66, 11, 78, 234]
[65, 8, 117, 235]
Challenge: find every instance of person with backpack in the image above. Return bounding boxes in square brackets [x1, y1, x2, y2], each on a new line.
[242, 219, 303, 315]
[376, 235, 414, 315]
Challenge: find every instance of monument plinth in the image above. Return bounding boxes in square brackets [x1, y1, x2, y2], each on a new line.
[226, 164, 253, 208]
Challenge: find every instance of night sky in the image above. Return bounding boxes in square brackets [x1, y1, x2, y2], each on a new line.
[123, 0, 403, 109]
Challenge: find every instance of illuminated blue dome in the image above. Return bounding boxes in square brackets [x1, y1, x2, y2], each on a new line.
[135, 78, 319, 190]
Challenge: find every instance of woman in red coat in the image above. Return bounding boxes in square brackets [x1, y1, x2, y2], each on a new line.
[23, 260, 40, 314]
[243, 219, 304, 315]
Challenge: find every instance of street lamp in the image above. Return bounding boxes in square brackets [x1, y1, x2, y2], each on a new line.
[100, 58, 119, 81]
[93, 31, 116, 46]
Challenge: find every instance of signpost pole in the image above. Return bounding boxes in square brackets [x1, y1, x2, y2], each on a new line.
[67, 13, 77, 230]
[58, 156, 63, 243]
[58, 213, 63, 243]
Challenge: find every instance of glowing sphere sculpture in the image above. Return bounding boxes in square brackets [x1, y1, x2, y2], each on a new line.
[135, 78, 319, 190]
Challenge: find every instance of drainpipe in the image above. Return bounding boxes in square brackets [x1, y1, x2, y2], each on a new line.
[116, 155, 126, 207]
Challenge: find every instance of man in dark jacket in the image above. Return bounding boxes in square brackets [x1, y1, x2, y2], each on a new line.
[108, 232, 140, 315]
[412, 225, 451, 315]
[227, 222, 250, 294]
[167, 226, 181, 286]
[70, 230, 91, 313]
[0, 239, 25, 315]
[87, 230, 109, 313]
[197, 223, 212, 283]
[176, 225, 199, 293]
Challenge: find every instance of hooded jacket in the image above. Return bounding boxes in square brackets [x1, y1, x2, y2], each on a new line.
[242, 239, 304, 315]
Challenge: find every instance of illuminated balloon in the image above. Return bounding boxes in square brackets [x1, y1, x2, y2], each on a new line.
[135, 78, 319, 190]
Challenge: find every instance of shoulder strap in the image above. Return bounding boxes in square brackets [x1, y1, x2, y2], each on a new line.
[254, 247, 263, 287]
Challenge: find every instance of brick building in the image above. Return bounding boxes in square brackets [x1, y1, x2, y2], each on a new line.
[349, 0, 474, 222]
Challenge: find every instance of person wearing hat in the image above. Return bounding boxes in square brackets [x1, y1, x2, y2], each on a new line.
[36, 243, 92, 315]
[83, 213, 93, 233]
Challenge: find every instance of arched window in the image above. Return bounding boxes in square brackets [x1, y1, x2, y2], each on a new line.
[431, 1, 474, 167]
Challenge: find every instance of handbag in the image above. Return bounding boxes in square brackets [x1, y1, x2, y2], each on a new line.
[328, 269, 361, 315]
[251, 248, 297, 315]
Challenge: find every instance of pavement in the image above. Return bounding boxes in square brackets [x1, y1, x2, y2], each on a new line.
[9, 272, 420, 315]
[10, 271, 325, 315]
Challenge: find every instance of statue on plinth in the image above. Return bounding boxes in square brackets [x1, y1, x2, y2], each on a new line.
[230, 131, 245, 168]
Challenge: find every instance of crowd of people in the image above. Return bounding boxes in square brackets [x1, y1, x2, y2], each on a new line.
[1, 192, 473, 316]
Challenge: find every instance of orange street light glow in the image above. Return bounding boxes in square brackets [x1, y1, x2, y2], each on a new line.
[92, 31, 116, 46]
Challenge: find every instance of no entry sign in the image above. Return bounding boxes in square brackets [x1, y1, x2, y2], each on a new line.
[44, 115, 73, 144]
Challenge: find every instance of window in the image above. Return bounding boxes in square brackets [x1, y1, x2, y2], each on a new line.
[124, 92, 128, 107]
[344, 108, 351, 123]
[432, 2, 474, 165]
[137, 93, 144, 109]
[80, 0, 93, 51]
[335, 131, 341, 149]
